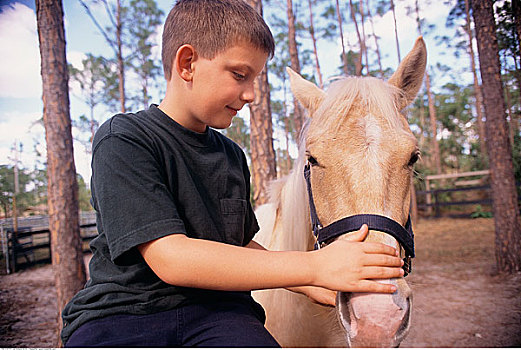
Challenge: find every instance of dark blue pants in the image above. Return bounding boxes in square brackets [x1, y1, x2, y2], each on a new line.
[65, 298, 280, 347]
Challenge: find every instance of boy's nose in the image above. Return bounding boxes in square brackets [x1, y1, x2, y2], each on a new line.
[240, 82, 255, 103]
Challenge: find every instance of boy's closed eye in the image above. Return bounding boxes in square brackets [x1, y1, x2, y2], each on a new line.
[232, 71, 246, 80]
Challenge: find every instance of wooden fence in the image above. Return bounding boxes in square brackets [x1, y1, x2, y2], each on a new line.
[0, 213, 97, 274]
[416, 170, 521, 217]
[417, 184, 493, 217]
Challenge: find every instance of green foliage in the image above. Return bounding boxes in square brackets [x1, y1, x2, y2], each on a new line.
[126, 0, 164, 109]
[0, 165, 47, 217]
[470, 205, 493, 218]
[77, 174, 93, 212]
[69, 54, 112, 152]
[221, 116, 251, 156]
[0, 164, 93, 217]
[495, 1, 520, 72]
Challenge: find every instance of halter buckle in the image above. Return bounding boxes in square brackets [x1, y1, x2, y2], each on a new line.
[403, 256, 412, 277]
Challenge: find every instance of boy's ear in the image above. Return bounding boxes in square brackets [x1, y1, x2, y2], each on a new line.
[175, 44, 197, 82]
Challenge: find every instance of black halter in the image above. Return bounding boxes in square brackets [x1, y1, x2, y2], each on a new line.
[304, 163, 415, 276]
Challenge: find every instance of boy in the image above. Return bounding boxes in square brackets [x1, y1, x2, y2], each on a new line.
[62, 0, 404, 346]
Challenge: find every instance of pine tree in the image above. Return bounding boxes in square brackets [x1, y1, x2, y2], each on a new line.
[36, 0, 87, 344]
[247, 0, 277, 206]
[472, 0, 521, 273]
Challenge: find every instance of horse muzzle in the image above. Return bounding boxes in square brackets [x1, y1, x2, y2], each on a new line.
[336, 280, 412, 348]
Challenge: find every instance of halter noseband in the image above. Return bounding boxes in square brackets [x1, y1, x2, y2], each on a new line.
[304, 163, 415, 276]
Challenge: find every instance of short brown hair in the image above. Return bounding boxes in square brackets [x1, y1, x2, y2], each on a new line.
[162, 0, 275, 80]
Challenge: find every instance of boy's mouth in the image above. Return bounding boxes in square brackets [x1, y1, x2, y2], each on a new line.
[226, 106, 240, 116]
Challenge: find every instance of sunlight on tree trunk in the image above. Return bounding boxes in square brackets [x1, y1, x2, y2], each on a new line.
[390, 0, 401, 63]
[472, 0, 521, 273]
[307, 0, 323, 88]
[366, 0, 383, 77]
[287, 0, 304, 137]
[247, 0, 277, 206]
[425, 72, 442, 175]
[359, 0, 369, 74]
[36, 0, 87, 345]
[464, 0, 487, 161]
[349, 0, 363, 76]
[414, 1, 441, 175]
[335, 0, 349, 76]
[116, 0, 126, 112]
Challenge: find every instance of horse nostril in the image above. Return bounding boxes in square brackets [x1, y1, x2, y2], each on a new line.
[336, 292, 353, 332]
[396, 295, 412, 337]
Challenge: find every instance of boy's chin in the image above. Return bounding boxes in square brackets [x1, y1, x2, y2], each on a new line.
[210, 119, 233, 130]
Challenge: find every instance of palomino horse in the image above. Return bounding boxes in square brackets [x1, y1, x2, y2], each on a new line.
[252, 37, 427, 347]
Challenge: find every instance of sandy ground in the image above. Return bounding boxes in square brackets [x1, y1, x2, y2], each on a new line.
[0, 217, 520, 347]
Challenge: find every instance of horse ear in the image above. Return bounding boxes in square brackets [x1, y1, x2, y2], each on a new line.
[388, 37, 427, 109]
[287, 67, 325, 115]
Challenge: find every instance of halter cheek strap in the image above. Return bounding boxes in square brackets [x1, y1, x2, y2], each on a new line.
[304, 163, 415, 276]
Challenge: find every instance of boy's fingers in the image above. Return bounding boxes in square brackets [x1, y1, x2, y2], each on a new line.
[351, 280, 397, 294]
[361, 242, 398, 256]
[362, 254, 403, 267]
[361, 266, 404, 279]
[342, 224, 369, 242]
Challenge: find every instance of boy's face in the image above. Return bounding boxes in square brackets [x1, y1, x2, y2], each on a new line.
[183, 42, 269, 132]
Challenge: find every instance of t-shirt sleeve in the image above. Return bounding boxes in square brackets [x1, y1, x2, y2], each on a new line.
[91, 132, 186, 262]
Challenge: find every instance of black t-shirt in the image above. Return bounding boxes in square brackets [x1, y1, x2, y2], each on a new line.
[61, 105, 260, 344]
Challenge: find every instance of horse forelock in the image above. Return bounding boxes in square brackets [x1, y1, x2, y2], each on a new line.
[308, 76, 404, 142]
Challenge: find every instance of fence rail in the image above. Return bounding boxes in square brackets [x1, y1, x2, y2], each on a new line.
[417, 182, 521, 217]
[0, 213, 97, 274]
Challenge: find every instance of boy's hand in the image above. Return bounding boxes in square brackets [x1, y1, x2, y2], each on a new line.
[310, 224, 404, 294]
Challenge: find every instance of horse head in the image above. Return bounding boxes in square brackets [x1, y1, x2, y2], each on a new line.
[287, 37, 426, 347]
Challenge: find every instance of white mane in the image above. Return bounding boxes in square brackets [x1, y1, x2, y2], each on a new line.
[262, 128, 312, 252]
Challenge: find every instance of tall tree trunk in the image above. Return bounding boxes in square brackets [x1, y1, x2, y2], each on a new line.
[502, 53, 518, 147]
[367, 0, 383, 77]
[359, 0, 369, 74]
[505, 79, 514, 146]
[78, 0, 126, 112]
[116, 0, 126, 112]
[247, 0, 277, 206]
[349, 0, 363, 76]
[410, 175, 418, 227]
[335, 0, 349, 76]
[283, 79, 292, 176]
[390, 0, 401, 63]
[90, 103, 96, 145]
[307, 0, 323, 88]
[425, 72, 442, 174]
[36, 0, 87, 345]
[513, 0, 521, 52]
[473, 0, 521, 273]
[418, 93, 426, 155]
[413, 0, 441, 174]
[287, 0, 304, 137]
[465, 0, 487, 160]
[284, 120, 291, 175]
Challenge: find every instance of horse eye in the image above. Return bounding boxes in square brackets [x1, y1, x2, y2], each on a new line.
[307, 154, 319, 166]
[408, 151, 420, 167]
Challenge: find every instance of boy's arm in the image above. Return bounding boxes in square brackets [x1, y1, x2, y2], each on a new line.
[245, 240, 337, 307]
[138, 224, 404, 294]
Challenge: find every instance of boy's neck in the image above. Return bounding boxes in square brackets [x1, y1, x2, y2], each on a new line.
[158, 86, 208, 133]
